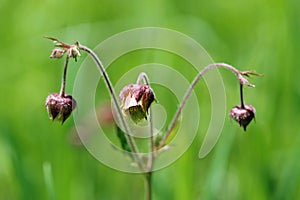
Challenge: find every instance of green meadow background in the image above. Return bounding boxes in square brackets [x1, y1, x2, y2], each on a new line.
[0, 0, 299, 199]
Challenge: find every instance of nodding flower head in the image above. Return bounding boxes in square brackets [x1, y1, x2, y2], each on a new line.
[47, 39, 81, 61]
[45, 93, 77, 124]
[230, 104, 255, 131]
[119, 84, 156, 123]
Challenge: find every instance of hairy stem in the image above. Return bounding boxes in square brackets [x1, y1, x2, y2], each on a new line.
[59, 56, 69, 97]
[78, 45, 145, 171]
[158, 63, 250, 148]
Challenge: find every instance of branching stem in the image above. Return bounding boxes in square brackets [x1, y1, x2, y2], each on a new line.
[46, 37, 260, 200]
[78, 45, 145, 171]
[158, 63, 252, 148]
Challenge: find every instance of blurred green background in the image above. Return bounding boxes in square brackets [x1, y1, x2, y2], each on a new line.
[1, 0, 300, 199]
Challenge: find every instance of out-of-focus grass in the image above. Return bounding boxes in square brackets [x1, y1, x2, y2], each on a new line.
[0, 0, 299, 199]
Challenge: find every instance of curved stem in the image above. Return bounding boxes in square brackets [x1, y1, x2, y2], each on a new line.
[137, 72, 154, 172]
[158, 63, 250, 148]
[78, 45, 145, 171]
[59, 56, 70, 97]
[136, 72, 149, 85]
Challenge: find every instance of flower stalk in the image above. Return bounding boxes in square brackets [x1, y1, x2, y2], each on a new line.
[240, 83, 245, 109]
[136, 72, 155, 199]
[59, 56, 69, 97]
[78, 44, 147, 171]
[158, 63, 257, 148]
[135, 72, 155, 171]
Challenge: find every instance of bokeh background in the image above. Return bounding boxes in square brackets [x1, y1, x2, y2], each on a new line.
[1, 0, 299, 199]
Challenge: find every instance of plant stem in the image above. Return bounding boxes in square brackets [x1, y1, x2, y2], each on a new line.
[59, 56, 69, 97]
[147, 106, 154, 170]
[144, 172, 152, 200]
[78, 45, 145, 171]
[158, 63, 250, 148]
[136, 72, 154, 200]
[145, 107, 154, 200]
[240, 84, 245, 109]
[137, 72, 154, 200]
[137, 72, 154, 171]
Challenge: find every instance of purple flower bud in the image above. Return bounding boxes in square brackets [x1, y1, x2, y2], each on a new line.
[45, 93, 77, 124]
[119, 84, 156, 123]
[230, 104, 255, 131]
[50, 48, 66, 59]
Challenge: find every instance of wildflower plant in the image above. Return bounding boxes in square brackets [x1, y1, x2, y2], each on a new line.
[44, 34, 261, 200]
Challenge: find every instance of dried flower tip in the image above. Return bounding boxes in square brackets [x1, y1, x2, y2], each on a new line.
[44, 36, 71, 49]
[119, 84, 156, 123]
[45, 93, 77, 124]
[230, 104, 256, 131]
[241, 70, 264, 77]
[50, 48, 66, 59]
[238, 75, 255, 87]
[68, 46, 81, 61]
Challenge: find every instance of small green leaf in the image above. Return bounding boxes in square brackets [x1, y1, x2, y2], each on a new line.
[164, 120, 181, 145]
[116, 125, 132, 152]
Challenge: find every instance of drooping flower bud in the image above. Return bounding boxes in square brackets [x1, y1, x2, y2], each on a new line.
[50, 48, 66, 59]
[119, 84, 156, 123]
[45, 93, 77, 124]
[230, 104, 255, 131]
